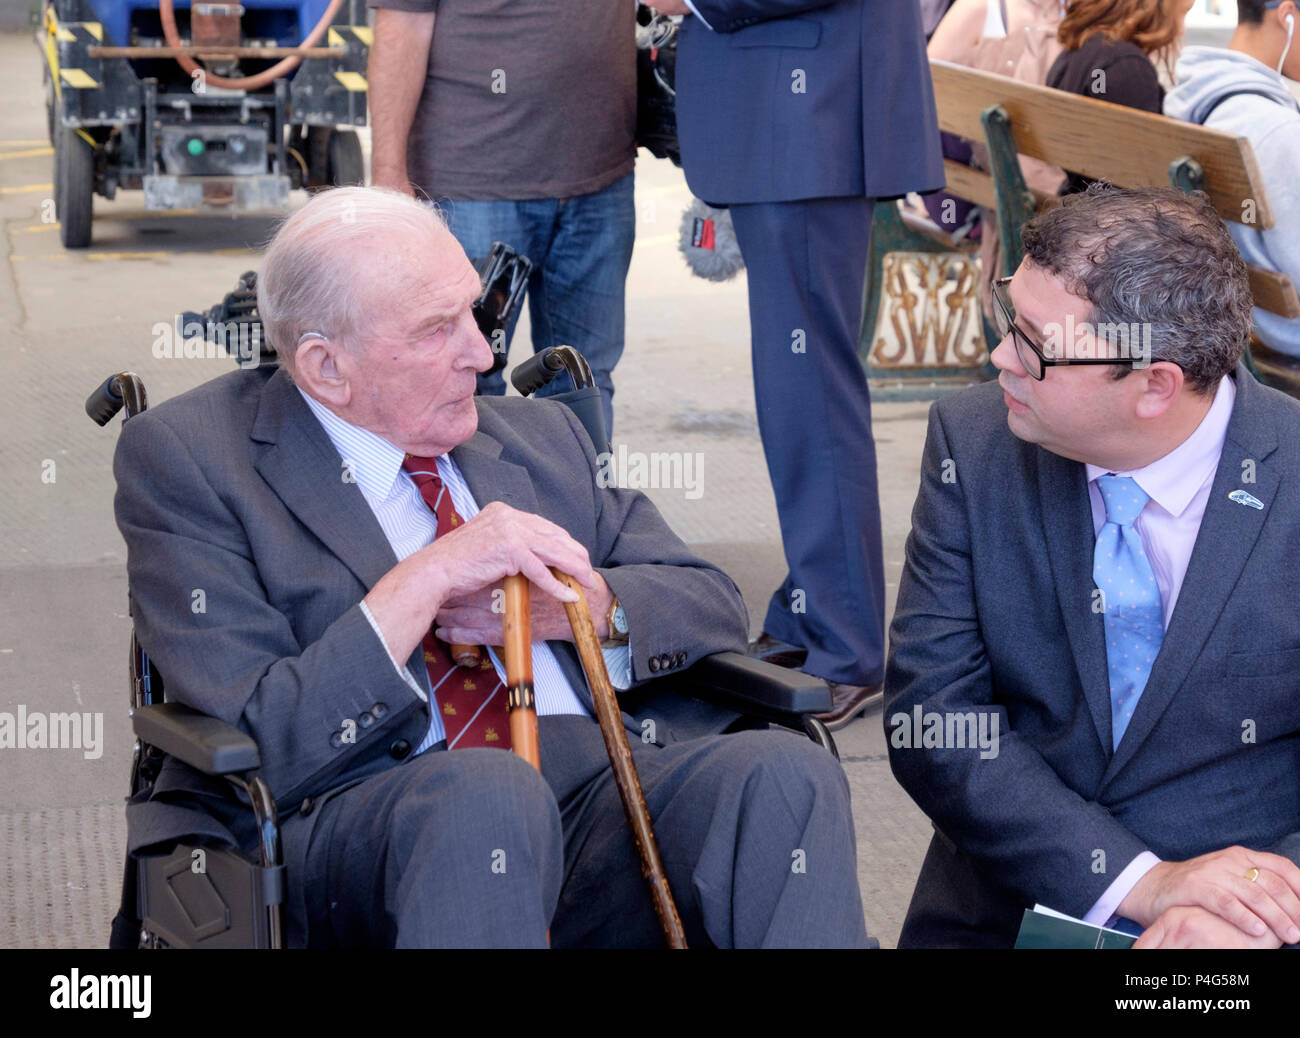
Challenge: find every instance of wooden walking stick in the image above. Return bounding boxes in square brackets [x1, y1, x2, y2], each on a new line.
[450, 642, 484, 668]
[498, 569, 687, 947]
[501, 574, 540, 771]
[499, 573, 546, 948]
[549, 568, 688, 949]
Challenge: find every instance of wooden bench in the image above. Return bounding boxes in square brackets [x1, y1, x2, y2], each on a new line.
[861, 59, 1300, 399]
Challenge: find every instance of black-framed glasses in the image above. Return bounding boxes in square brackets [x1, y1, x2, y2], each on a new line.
[991, 276, 1149, 381]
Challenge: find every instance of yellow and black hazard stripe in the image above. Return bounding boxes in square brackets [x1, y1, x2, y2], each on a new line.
[44, 10, 104, 95]
[327, 25, 373, 48]
[327, 25, 370, 92]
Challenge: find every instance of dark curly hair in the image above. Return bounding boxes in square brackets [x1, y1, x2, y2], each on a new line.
[1021, 183, 1252, 394]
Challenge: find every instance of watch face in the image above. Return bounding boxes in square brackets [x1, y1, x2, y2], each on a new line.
[612, 604, 629, 635]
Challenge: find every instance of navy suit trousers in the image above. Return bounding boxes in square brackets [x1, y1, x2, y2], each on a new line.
[728, 197, 885, 685]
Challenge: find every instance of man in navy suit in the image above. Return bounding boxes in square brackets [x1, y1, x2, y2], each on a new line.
[886, 184, 1300, 948]
[660, 0, 944, 727]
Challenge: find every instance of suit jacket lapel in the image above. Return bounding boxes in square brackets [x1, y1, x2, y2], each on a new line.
[1105, 368, 1279, 781]
[250, 368, 398, 592]
[450, 423, 540, 519]
[1036, 447, 1113, 755]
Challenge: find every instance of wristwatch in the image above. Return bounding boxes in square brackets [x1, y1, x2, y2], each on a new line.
[603, 596, 630, 646]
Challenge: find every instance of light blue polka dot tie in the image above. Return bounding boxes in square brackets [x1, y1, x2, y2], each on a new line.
[1093, 475, 1165, 751]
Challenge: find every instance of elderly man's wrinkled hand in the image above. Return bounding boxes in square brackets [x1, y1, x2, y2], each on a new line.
[421, 501, 595, 610]
[434, 568, 611, 646]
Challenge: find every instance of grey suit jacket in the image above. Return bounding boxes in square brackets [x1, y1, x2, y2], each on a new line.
[114, 366, 750, 855]
[885, 364, 1300, 947]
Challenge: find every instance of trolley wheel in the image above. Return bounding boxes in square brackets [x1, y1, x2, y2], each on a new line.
[304, 125, 330, 189]
[304, 127, 365, 190]
[327, 129, 365, 187]
[55, 126, 94, 249]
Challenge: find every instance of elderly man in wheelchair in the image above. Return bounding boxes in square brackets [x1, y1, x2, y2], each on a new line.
[102, 186, 869, 949]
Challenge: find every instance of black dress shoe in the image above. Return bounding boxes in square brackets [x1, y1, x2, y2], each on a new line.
[746, 632, 808, 669]
[815, 682, 884, 731]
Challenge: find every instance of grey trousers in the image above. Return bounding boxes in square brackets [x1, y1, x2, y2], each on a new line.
[282, 715, 871, 948]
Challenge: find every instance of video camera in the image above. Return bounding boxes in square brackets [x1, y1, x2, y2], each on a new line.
[175, 241, 534, 372]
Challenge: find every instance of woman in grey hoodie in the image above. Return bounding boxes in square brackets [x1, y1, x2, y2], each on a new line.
[1164, 0, 1300, 357]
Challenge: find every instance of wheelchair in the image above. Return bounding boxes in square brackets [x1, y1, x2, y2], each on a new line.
[89, 271, 840, 949]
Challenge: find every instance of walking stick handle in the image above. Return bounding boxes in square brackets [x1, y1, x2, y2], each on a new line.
[450, 643, 483, 668]
[551, 569, 688, 949]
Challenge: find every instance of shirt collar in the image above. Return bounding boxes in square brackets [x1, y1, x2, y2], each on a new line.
[1085, 373, 1236, 518]
[297, 388, 417, 505]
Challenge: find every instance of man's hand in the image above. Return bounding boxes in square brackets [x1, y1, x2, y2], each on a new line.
[1134, 906, 1284, 949]
[368, 8, 436, 196]
[434, 569, 612, 646]
[650, 2, 692, 16]
[1119, 846, 1300, 945]
[364, 502, 596, 666]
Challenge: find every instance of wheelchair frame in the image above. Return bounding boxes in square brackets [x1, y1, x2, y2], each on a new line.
[91, 345, 839, 949]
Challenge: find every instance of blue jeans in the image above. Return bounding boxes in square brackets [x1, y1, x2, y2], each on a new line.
[438, 171, 636, 437]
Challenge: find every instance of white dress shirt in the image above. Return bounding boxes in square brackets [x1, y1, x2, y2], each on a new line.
[682, 2, 712, 31]
[298, 390, 633, 754]
[1080, 373, 1236, 926]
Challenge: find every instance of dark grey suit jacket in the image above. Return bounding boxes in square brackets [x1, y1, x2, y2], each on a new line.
[114, 366, 750, 855]
[885, 365, 1300, 947]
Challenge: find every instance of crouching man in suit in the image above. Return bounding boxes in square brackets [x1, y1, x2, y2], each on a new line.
[886, 184, 1300, 949]
[114, 187, 870, 948]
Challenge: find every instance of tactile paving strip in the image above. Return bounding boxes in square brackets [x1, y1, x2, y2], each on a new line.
[1, 805, 125, 949]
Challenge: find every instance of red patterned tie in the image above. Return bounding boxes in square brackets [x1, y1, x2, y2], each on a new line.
[402, 454, 511, 750]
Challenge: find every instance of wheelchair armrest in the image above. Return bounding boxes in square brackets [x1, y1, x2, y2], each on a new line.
[133, 702, 261, 776]
[675, 652, 831, 719]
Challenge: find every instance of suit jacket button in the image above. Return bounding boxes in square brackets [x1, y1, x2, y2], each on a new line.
[648, 656, 660, 672]
[329, 731, 343, 749]
[389, 738, 412, 760]
[358, 711, 374, 728]
[372, 702, 388, 720]
[676, 652, 687, 667]
[300, 796, 315, 817]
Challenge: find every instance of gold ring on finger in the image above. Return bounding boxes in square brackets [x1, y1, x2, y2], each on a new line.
[1245, 867, 1260, 883]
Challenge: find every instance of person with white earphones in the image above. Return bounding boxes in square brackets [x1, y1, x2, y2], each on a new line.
[1165, 0, 1300, 359]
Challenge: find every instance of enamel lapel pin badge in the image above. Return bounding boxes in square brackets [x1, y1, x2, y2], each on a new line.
[1229, 489, 1264, 510]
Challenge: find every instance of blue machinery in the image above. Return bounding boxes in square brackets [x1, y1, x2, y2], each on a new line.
[39, 0, 370, 247]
